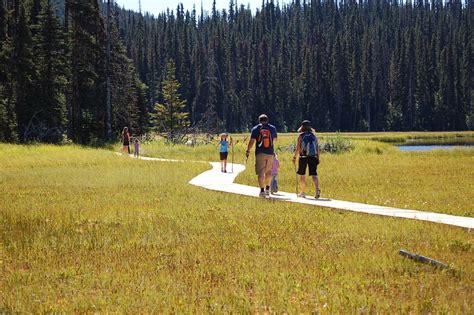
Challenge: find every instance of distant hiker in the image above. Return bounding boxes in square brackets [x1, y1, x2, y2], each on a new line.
[219, 133, 231, 172]
[134, 138, 140, 157]
[246, 114, 278, 197]
[122, 127, 131, 154]
[293, 120, 321, 199]
[270, 153, 280, 194]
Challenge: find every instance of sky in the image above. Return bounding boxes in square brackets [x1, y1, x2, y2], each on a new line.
[115, 0, 287, 15]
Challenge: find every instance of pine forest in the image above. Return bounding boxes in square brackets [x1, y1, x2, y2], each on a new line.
[0, 0, 473, 144]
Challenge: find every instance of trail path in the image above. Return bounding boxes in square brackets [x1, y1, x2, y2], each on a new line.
[133, 155, 474, 229]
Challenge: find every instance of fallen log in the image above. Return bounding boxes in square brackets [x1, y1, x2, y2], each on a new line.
[399, 249, 449, 269]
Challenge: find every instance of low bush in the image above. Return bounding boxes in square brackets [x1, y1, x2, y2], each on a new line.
[320, 133, 355, 153]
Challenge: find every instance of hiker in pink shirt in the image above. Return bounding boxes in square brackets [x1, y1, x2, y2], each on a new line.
[270, 153, 280, 194]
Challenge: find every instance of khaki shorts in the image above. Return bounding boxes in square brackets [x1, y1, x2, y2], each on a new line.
[255, 153, 274, 176]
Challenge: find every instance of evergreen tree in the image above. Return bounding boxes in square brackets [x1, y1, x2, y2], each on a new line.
[67, 0, 106, 144]
[31, 0, 68, 142]
[12, 3, 37, 141]
[0, 0, 18, 142]
[151, 60, 189, 137]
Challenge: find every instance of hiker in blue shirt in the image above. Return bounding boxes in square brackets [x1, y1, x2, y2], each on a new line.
[218, 133, 232, 172]
[293, 120, 321, 199]
[246, 114, 278, 197]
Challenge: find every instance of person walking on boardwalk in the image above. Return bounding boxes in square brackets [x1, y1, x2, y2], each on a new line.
[218, 133, 231, 172]
[293, 120, 321, 199]
[133, 138, 140, 157]
[246, 114, 278, 197]
[122, 127, 131, 154]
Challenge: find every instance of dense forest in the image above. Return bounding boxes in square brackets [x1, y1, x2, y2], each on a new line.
[0, 0, 473, 144]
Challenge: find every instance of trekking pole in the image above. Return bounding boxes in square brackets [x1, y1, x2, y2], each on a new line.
[293, 144, 298, 196]
[230, 136, 234, 173]
[294, 158, 298, 196]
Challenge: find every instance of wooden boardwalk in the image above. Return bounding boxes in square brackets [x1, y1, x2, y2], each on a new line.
[188, 162, 474, 230]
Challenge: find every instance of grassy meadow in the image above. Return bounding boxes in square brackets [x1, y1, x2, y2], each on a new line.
[143, 131, 474, 217]
[1, 134, 473, 312]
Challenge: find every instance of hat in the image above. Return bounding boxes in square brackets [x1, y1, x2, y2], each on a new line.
[301, 120, 311, 127]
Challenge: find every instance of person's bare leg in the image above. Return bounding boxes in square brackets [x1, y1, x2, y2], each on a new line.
[299, 175, 306, 195]
[224, 159, 227, 172]
[312, 175, 319, 191]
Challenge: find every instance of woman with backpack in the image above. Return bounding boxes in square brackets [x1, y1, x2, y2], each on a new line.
[292, 120, 321, 199]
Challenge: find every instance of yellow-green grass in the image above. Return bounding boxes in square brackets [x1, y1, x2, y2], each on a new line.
[140, 133, 474, 217]
[321, 131, 474, 144]
[1, 144, 473, 312]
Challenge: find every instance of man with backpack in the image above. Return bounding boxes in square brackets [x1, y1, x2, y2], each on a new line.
[293, 120, 321, 199]
[246, 114, 278, 197]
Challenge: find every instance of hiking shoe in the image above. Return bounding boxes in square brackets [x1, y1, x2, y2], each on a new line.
[315, 189, 321, 199]
[259, 191, 266, 198]
[297, 193, 306, 198]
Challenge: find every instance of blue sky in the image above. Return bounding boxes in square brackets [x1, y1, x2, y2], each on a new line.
[116, 0, 289, 15]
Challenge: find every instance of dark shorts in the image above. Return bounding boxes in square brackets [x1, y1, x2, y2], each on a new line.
[297, 156, 319, 176]
[220, 152, 228, 160]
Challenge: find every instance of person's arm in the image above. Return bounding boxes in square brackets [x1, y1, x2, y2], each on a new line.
[272, 128, 277, 146]
[246, 128, 258, 157]
[246, 138, 255, 157]
[317, 138, 321, 159]
[292, 135, 301, 164]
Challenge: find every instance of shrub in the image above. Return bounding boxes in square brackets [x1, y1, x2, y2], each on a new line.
[320, 133, 354, 154]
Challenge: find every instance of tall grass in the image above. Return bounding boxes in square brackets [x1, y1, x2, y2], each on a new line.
[0, 143, 473, 312]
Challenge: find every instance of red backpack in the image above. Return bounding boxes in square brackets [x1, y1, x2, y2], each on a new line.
[257, 125, 272, 148]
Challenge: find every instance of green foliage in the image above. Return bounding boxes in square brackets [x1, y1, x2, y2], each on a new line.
[1, 0, 473, 145]
[320, 134, 354, 154]
[116, 0, 473, 133]
[28, 0, 68, 142]
[151, 60, 189, 138]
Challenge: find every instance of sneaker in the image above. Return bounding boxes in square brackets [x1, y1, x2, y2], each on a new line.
[259, 191, 266, 198]
[315, 189, 321, 199]
[297, 193, 306, 198]
[265, 189, 270, 197]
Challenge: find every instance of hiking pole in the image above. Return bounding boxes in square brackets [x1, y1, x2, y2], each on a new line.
[293, 158, 298, 196]
[230, 136, 234, 173]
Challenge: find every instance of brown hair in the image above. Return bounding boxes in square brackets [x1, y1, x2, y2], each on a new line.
[298, 120, 314, 133]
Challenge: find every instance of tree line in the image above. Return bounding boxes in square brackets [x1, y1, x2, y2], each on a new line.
[1, 0, 473, 144]
[0, 0, 147, 143]
[120, 0, 473, 133]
